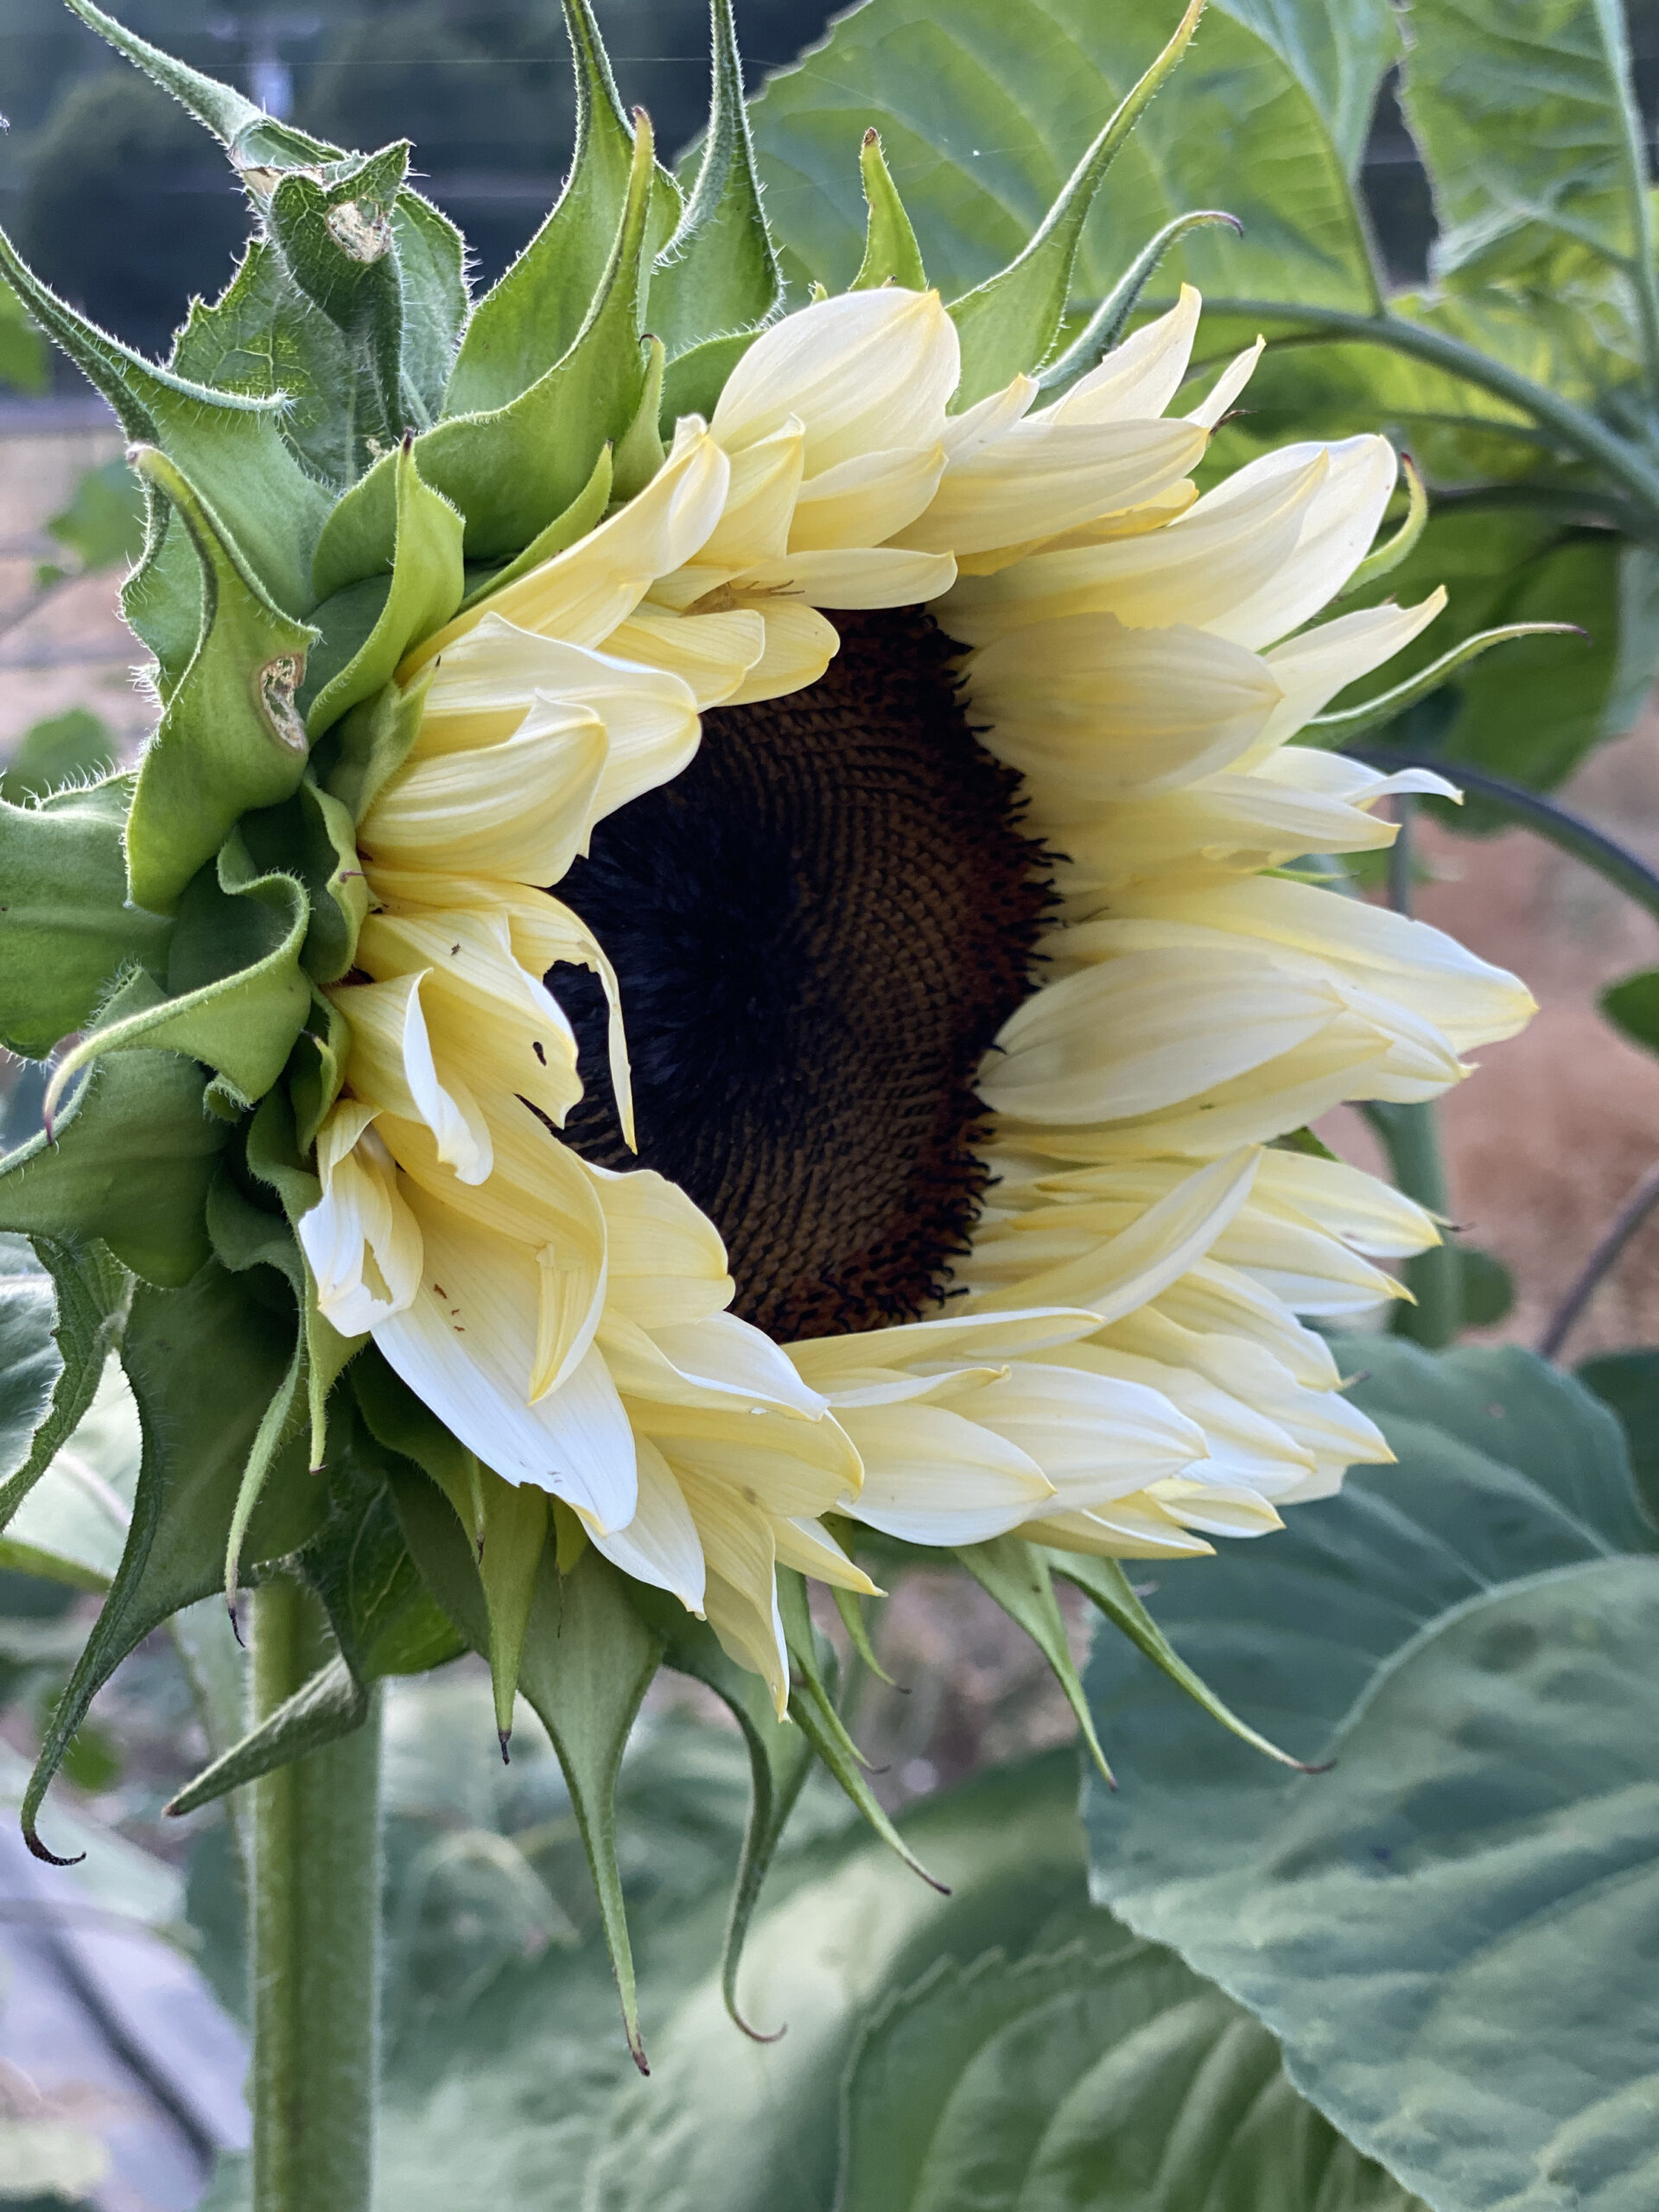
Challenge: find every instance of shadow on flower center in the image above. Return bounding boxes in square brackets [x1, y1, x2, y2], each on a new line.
[549, 605, 1054, 1340]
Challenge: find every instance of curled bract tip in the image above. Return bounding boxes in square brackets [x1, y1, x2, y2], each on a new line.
[24, 1824, 86, 1869]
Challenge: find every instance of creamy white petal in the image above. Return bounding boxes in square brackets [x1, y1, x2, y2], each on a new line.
[717, 598, 842, 705]
[410, 423, 730, 663]
[1046, 286, 1202, 424]
[587, 1161, 734, 1327]
[787, 1306, 1103, 1387]
[374, 1193, 636, 1531]
[599, 1309, 827, 1418]
[1252, 591, 1447, 749]
[331, 971, 493, 1184]
[600, 603, 768, 709]
[711, 288, 959, 474]
[964, 1149, 1262, 1324]
[1016, 1499, 1214, 1558]
[967, 616, 1281, 798]
[735, 546, 957, 610]
[360, 692, 607, 883]
[770, 1514, 880, 1593]
[980, 949, 1348, 1125]
[789, 444, 946, 551]
[950, 1363, 1206, 1506]
[838, 1401, 1053, 1543]
[1184, 337, 1264, 429]
[357, 909, 582, 1128]
[894, 418, 1204, 559]
[589, 1433, 706, 1610]
[299, 1116, 423, 1338]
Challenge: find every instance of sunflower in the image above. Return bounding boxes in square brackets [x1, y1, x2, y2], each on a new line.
[0, 0, 1542, 1999]
[300, 271, 1532, 1712]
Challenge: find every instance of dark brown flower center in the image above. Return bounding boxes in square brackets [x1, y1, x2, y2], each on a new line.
[549, 606, 1052, 1341]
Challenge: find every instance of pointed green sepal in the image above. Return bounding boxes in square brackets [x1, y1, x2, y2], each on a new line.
[319, 667, 432, 830]
[169, 1651, 363, 1821]
[268, 143, 415, 449]
[1035, 208, 1241, 394]
[850, 130, 926, 293]
[124, 448, 320, 916]
[412, 115, 660, 557]
[57, 0, 340, 171]
[391, 194, 469, 427]
[0, 978, 230, 1288]
[289, 989, 353, 1157]
[0, 231, 328, 617]
[1340, 454, 1428, 598]
[1306, 622, 1588, 747]
[22, 1258, 327, 1861]
[454, 443, 613, 613]
[306, 442, 466, 738]
[205, 1166, 308, 1616]
[0, 775, 171, 1060]
[612, 340, 668, 501]
[243, 1089, 360, 1468]
[42, 834, 311, 1130]
[239, 778, 369, 986]
[649, 0, 783, 354]
[947, 0, 1206, 405]
[956, 1536, 1115, 1785]
[1045, 1548, 1315, 1770]
[443, 0, 650, 417]
[168, 1427, 466, 1818]
[776, 1567, 946, 1892]
[0, 1239, 130, 1541]
[475, 1471, 550, 1747]
[388, 1460, 664, 2069]
[659, 329, 760, 432]
[830, 1580, 896, 1685]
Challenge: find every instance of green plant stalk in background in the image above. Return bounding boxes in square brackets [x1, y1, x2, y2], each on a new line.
[251, 1578, 382, 2212]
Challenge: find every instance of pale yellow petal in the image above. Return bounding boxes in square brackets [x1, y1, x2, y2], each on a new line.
[711, 287, 958, 474]
[408, 421, 730, 664]
[966, 616, 1281, 798]
[837, 1400, 1053, 1543]
[895, 417, 1204, 559]
[1046, 286, 1201, 424]
[332, 970, 492, 1184]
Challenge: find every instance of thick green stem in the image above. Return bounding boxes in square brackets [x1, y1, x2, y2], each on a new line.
[1364, 1099, 1463, 1348]
[251, 1577, 381, 2212]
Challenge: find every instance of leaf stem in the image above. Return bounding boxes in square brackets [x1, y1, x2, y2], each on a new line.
[1346, 750, 1659, 930]
[1197, 297, 1659, 532]
[251, 1576, 381, 2212]
[1361, 797, 1462, 1347]
[1539, 1157, 1659, 1360]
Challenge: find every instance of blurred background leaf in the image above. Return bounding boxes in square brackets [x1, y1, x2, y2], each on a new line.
[1084, 1334, 1659, 2212]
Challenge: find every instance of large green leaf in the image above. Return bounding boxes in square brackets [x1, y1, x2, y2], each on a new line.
[0, 777, 170, 1061]
[1400, 0, 1659, 299]
[747, 0, 1386, 311]
[45, 836, 312, 1123]
[838, 1927, 1423, 2212]
[1084, 1337, 1659, 2212]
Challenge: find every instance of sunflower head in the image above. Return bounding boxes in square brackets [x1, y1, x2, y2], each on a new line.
[0, 0, 1534, 2057]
